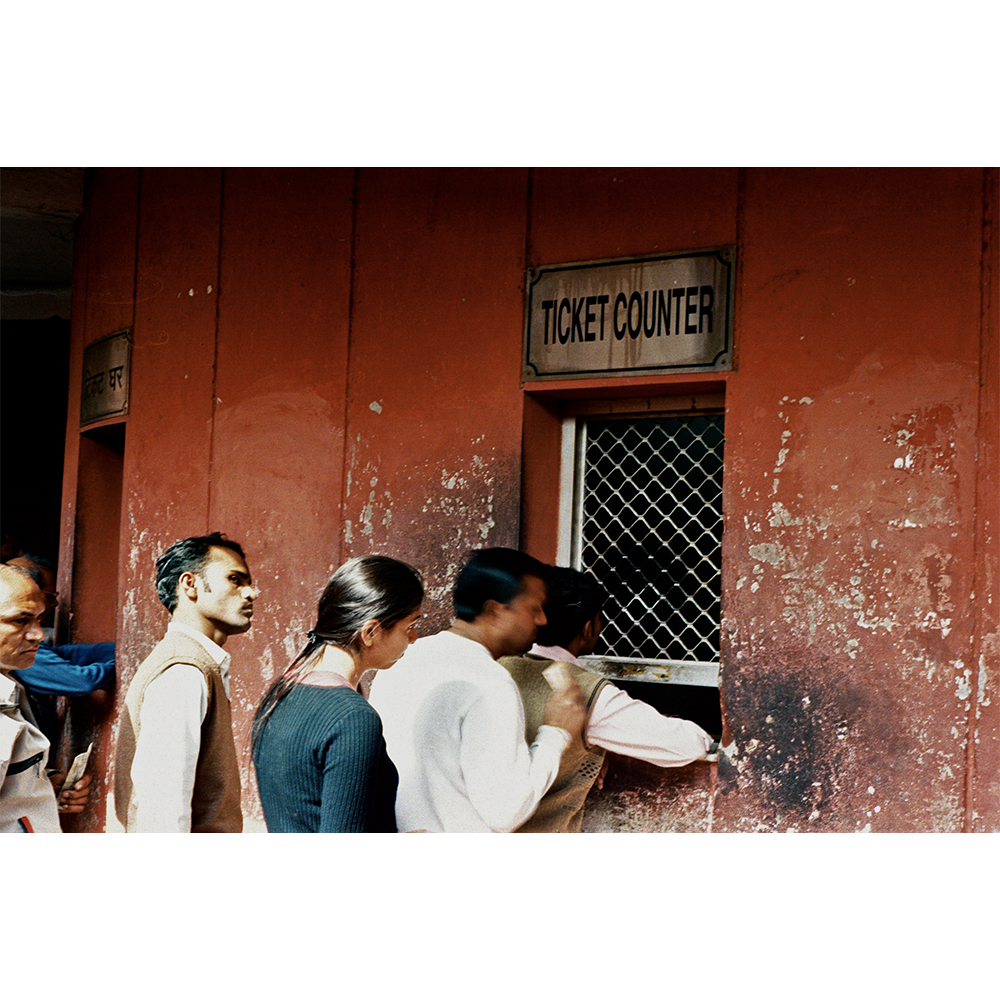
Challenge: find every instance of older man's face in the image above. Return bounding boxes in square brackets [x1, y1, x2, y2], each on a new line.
[0, 568, 47, 676]
[7, 557, 58, 623]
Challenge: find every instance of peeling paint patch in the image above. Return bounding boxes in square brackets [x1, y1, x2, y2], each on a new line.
[359, 480, 389, 538]
[955, 664, 971, 700]
[768, 502, 797, 528]
[749, 543, 784, 566]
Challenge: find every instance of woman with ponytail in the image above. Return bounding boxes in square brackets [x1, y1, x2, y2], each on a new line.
[251, 555, 423, 832]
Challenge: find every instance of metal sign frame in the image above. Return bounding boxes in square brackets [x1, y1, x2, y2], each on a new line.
[523, 246, 735, 381]
[80, 328, 131, 426]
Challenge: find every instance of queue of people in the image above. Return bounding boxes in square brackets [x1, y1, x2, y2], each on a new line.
[1, 531, 713, 834]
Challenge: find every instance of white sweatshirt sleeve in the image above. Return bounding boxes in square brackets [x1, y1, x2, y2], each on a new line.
[458, 683, 570, 832]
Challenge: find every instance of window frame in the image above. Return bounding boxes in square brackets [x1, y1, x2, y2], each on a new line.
[556, 394, 725, 690]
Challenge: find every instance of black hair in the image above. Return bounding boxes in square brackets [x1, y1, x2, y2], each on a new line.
[452, 547, 547, 622]
[534, 566, 607, 649]
[6, 553, 55, 590]
[155, 532, 247, 613]
[251, 555, 424, 750]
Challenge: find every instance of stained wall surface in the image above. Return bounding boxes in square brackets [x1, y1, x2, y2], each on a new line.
[58, 167, 997, 833]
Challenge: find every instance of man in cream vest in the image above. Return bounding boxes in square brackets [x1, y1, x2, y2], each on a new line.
[500, 566, 713, 832]
[115, 532, 257, 832]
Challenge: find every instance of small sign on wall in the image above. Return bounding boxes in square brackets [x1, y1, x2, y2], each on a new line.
[81, 329, 130, 425]
[523, 247, 735, 380]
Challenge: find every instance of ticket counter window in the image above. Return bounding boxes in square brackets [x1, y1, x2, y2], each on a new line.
[561, 405, 724, 736]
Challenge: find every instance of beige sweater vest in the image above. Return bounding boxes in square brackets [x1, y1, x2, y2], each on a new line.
[499, 655, 609, 833]
[114, 631, 243, 832]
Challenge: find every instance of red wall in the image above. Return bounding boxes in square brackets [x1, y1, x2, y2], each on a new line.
[62, 167, 998, 832]
[342, 169, 531, 626]
[720, 168, 993, 831]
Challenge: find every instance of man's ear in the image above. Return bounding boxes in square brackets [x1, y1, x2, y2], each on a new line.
[480, 598, 504, 621]
[581, 613, 602, 645]
[178, 571, 199, 603]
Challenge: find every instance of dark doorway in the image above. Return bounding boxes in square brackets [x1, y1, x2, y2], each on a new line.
[0, 316, 71, 561]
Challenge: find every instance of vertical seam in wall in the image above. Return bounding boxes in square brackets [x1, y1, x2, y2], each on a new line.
[207, 168, 226, 529]
[98, 168, 143, 653]
[716, 166, 747, 767]
[964, 166, 997, 832]
[130, 170, 142, 338]
[118, 167, 143, 647]
[733, 167, 746, 377]
[517, 168, 535, 550]
[524, 167, 534, 269]
[337, 168, 361, 564]
[62, 171, 98, 640]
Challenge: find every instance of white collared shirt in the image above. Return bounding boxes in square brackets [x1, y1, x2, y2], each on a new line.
[527, 644, 712, 766]
[0, 672, 21, 706]
[129, 624, 231, 832]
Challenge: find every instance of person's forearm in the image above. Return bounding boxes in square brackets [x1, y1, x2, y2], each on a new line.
[15, 645, 115, 695]
[586, 685, 712, 766]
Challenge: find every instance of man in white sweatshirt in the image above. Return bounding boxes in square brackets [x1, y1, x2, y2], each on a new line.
[369, 547, 585, 832]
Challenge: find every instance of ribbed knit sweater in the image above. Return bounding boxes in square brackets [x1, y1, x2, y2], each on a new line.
[252, 684, 398, 833]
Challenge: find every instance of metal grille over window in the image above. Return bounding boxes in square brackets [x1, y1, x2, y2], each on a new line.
[575, 414, 724, 665]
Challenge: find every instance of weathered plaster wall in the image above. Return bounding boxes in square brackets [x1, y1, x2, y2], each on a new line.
[522, 168, 997, 833]
[969, 168, 999, 831]
[341, 168, 530, 633]
[63, 168, 538, 830]
[719, 168, 993, 831]
[60, 167, 997, 833]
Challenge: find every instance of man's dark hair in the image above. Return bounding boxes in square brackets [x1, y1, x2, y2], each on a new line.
[155, 532, 246, 613]
[534, 566, 607, 649]
[453, 547, 546, 622]
[6, 553, 55, 590]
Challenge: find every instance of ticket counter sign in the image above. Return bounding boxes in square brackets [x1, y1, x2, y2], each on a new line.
[81, 329, 130, 425]
[523, 247, 735, 380]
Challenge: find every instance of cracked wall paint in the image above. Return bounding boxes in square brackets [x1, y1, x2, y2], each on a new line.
[342, 432, 519, 632]
[721, 353, 979, 831]
[59, 167, 995, 833]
